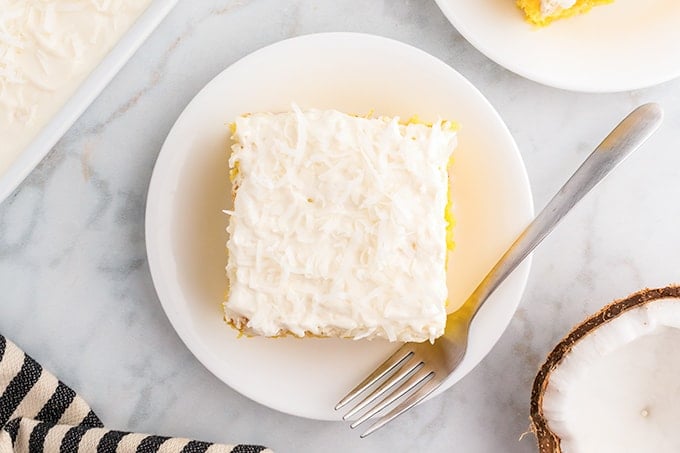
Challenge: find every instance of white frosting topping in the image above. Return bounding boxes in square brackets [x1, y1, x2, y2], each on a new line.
[224, 107, 457, 343]
[0, 0, 152, 174]
[540, 0, 577, 16]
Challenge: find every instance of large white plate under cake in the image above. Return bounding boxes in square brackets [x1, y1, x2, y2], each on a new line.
[145, 33, 534, 420]
[434, 0, 680, 92]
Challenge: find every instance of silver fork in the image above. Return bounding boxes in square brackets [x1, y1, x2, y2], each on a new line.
[335, 103, 664, 437]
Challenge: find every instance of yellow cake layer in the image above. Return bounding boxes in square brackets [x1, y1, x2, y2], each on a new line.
[517, 0, 613, 26]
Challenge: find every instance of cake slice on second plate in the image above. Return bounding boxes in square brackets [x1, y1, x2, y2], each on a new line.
[517, 0, 613, 26]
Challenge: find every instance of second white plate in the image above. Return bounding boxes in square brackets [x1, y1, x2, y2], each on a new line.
[145, 33, 533, 420]
[435, 0, 680, 92]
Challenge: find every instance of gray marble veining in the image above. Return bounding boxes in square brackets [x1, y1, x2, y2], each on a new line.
[2, 1, 680, 452]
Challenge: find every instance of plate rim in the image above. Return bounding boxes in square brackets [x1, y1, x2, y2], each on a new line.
[145, 31, 535, 420]
[434, 0, 680, 93]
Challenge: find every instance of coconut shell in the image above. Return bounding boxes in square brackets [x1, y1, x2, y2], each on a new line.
[529, 285, 680, 453]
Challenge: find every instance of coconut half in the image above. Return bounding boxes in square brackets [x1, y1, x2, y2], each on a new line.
[530, 286, 680, 453]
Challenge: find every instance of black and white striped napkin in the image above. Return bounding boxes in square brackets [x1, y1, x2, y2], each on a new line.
[0, 335, 271, 453]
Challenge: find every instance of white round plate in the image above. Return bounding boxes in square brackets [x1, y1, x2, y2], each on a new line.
[435, 0, 680, 92]
[145, 32, 533, 421]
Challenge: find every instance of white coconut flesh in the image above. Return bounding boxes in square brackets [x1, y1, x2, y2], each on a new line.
[541, 297, 680, 453]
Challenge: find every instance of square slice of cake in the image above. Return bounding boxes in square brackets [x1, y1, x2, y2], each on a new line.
[224, 106, 457, 343]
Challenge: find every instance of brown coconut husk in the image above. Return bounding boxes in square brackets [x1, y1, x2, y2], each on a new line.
[529, 285, 680, 453]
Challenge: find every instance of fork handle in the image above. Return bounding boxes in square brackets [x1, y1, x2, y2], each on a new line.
[453, 103, 664, 322]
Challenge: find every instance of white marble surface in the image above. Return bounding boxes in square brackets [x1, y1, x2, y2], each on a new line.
[2, 1, 680, 452]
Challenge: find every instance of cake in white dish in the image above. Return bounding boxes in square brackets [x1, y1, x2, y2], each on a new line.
[224, 106, 457, 343]
[0, 0, 153, 174]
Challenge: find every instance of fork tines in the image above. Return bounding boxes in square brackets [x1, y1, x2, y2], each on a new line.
[335, 346, 441, 437]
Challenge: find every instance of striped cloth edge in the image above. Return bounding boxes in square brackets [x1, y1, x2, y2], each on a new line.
[0, 335, 271, 453]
